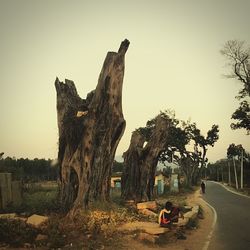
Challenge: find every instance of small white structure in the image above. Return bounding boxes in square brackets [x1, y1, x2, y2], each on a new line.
[155, 173, 165, 195]
[170, 173, 179, 192]
[111, 172, 122, 188]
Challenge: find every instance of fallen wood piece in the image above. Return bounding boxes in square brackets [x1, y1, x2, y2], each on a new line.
[137, 201, 157, 210]
[139, 208, 158, 217]
[176, 217, 189, 227]
[184, 210, 198, 220]
[26, 214, 48, 228]
[0, 213, 16, 219]
[119, 221, 169, 235]
[192, 205, 199, 213]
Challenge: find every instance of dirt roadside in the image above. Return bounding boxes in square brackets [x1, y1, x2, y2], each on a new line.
[122, 190, 214, 250]
[167, 189, 215, 250]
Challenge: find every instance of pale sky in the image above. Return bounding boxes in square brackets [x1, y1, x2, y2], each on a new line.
[0, 0, 249, 163]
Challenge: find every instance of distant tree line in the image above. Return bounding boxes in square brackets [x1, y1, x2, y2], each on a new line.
[0, 155, 124, 182]
[112, 160, 124, 173]
[206, 145, 250, 188]
[0, 156, 58, 182]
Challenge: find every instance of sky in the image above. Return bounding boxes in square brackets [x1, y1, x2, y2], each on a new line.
[0, 0, 250, 163]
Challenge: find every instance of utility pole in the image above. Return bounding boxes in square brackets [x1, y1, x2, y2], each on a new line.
[233, 157, 239, 190]
[240, 149, 244, 189]
[228, 160, 231, 186]
[221, 165, 224, 183]
[216, 165, 219, 181]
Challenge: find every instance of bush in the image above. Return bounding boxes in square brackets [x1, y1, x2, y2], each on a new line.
[42, 205, 137, 249]
[44, 216, 66, 248]
[1, 182, 60, 215]
[0, 218, 38, 247]
[185, 217, 199, 229]
[22, 189, 59, 214]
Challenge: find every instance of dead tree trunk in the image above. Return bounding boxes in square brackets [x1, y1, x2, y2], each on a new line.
[55, 39, 129, 215]
[121, 116, 170, 202]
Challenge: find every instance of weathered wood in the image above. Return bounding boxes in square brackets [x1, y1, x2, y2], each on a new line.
[138, 208, 157, 217]
[26, 214, 49, 228]
[121, 116, 170, 202]
[119, 221, 169, 235]
[55, 39, 129, 214]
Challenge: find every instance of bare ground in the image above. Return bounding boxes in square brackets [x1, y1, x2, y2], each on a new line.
[121, 189, 214, 250]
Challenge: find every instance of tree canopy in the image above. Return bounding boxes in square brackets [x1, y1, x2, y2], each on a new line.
[227, 143, 245, 160]
[135, 110, 219, 187]
[221, 40, 250, 134]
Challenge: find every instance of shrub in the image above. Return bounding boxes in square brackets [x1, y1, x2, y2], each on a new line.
[185, 217, 199, 229]
[43, 216, 66, 248]
[22, 190, 59, 214]
[0, 218, 38, 247]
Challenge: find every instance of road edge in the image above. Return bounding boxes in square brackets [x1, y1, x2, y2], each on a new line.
[210, 181, 250, 199]
[201, 197, 217, 250]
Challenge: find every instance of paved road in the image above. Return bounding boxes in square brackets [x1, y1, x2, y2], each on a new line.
[202, 181, 250, 250]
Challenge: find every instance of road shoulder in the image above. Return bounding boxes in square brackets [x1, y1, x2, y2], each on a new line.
[121, 189, 215, 250]
[162, 189, 215, 250]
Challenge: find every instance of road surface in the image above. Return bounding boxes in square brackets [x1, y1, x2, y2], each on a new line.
[202, 181, 250, 250]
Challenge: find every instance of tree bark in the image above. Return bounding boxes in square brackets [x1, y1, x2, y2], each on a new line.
[121, 116, 170, 202]
[180, 156, 196, 188]
[55, 39, 129, 215]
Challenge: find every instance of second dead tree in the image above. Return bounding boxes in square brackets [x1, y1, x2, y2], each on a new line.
[121, 116, 170, 202]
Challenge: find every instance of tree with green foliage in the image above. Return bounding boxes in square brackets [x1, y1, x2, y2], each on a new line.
[0, 156, 58, 181]
[231, 100, 250, 133]
[221, 40, 250, 134]
[159, 112, 219, 187]
[190, 124, 219, 185]
[0, 152, 4, 160]
[208, 151, 250, 188]
[112, 160, 124, 173]
[227, 143, 245, 189]
[121, 110, 219, 201]
[207, 159, 231, 182]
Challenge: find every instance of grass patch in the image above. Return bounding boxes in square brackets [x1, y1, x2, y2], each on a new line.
[0, 183, 200, 249]
[156, 192, 188, 211]
[22, 189, 59, 214]
[0, 203, 137, 249]
[2, 183, 60, 215]
[23, 182, 58, 194]
[42, 204, 137, 249]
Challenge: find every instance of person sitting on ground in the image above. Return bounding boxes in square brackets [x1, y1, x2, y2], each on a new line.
[158, 201, 184, 228]
[158, 201, 186, 239]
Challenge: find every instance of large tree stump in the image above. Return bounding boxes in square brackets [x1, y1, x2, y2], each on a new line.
[121, 116, 170, 202]
[55, 39, 130, 215]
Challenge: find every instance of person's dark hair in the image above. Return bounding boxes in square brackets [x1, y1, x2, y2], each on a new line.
[165, 201, 173, 210]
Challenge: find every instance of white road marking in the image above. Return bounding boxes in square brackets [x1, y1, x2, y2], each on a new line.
[201, 181, 250, 250]
[210, 181, 250, 199]
[201, 195, 217, 250]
